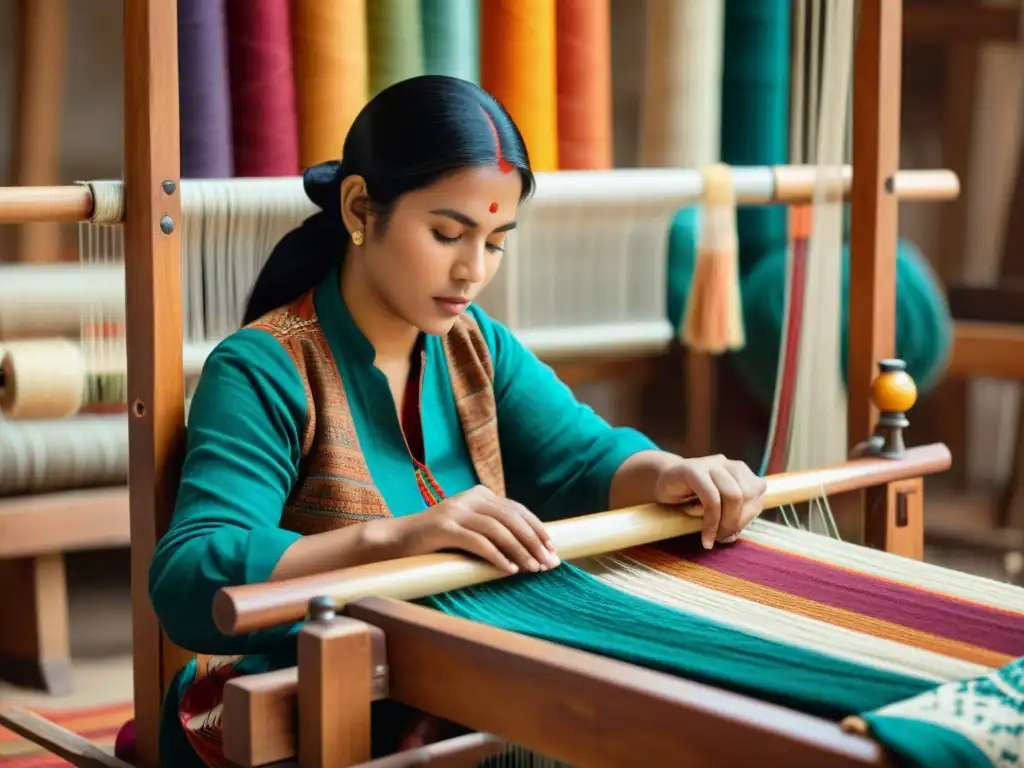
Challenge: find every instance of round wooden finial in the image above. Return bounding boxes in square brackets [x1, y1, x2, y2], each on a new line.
[870, 358, 917, 414]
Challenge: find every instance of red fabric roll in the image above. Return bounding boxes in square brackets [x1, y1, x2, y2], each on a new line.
[225, 0, 301, 177]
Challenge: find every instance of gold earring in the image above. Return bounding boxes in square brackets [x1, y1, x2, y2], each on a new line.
[351, 230, 364, 246]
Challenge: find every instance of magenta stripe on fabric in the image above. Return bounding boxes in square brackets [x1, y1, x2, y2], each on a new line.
[655, 539, 1024, 656]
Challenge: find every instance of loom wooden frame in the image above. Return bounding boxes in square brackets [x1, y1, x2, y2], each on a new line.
[0, 0, 953, 766]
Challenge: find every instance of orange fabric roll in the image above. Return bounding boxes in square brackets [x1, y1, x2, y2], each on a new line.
[555, 0, 613, 169]
[292, 0, 369, 167]
[480, 0, 559, 171]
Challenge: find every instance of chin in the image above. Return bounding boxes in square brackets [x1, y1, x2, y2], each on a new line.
[419, 316, 460, 337]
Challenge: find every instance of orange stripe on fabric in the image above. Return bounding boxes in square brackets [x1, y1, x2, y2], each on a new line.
[739, 537, 1024, 621]
[629, 549, 1013, 669]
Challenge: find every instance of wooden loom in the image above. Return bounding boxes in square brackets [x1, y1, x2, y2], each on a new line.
[0, 12, 964, 701]
[0, 1, 1004, 767]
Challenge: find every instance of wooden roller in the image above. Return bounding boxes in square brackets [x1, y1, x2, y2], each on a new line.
[214, 443, 952, 636]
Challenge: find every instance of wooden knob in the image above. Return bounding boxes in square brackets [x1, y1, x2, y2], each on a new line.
[307, 595, 337, 622]
[870, 359, 917, 414]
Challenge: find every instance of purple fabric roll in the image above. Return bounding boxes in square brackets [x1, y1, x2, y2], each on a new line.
[178, 0, 234, 178]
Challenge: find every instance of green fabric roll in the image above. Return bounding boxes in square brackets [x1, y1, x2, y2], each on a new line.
[733, 238, 953, 408]
[368, 0, 425, 95]
[720, 0, 791, 274]
[420, 0, 479, 84]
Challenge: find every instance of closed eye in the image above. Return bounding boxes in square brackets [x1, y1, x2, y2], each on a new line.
[432, 230, 460, 245]
[432, 229, 505, 253]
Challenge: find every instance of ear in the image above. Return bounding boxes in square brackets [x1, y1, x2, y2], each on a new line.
[339, 175, 370, 237]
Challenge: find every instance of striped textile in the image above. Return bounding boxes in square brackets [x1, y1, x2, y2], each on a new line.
[0, 700, 132, 766]
[585, 519, 1024, 766]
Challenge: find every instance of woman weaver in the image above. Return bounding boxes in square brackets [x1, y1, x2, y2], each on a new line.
[145, 75, 767, 766]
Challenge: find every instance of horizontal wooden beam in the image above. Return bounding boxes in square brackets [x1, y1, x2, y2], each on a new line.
[904, 3, 1020, 44]
[346, 597, 890, 768]
[947, 321, 1024, 379]
[215, 445, 951, 636]
[0, 487, 128, 558]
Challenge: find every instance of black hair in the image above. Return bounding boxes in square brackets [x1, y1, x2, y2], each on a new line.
[242, 75, 536, 325]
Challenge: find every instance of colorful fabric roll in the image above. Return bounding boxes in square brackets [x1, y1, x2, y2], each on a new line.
[292, 0, 369, 167]
[367, 0, 425, 95]
[177, 0, 233, 178]
[554, 0, 612, 169]
[480, 0, 559, 171]
[421, 0, 480, 83]
[225, 0, 300, 177]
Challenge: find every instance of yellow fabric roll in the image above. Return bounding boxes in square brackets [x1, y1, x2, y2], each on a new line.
[480, 0, 559, 171]
[292, 0, 369, 167]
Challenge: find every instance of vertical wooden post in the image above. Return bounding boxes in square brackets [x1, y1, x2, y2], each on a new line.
[849, 0, 922, 558]
[123, 0, 187, 764]
[848, 0, 901, 444]
[298, 599, 376, 768]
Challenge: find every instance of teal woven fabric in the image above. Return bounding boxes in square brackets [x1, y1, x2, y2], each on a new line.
[422, 562, 933, 718]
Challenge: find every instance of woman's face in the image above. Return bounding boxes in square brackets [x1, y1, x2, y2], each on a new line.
[361, 165, 522, 336]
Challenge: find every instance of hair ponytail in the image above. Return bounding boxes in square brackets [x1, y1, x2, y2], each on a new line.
[242, 162, 349, 325]
[242, 75, 536, 327]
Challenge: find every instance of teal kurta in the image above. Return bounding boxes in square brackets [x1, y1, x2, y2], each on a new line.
[149, 265, 656, 764]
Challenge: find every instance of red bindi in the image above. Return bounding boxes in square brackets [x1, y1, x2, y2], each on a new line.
[489, 202, 499, 213]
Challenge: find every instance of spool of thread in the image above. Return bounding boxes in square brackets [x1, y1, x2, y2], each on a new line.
[0, 339, 87, 419]
[0, 415, 129, 496]
[0, 263, 124, 339]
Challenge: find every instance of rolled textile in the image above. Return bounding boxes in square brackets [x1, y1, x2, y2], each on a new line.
[555, 0, 613, 170]
[225, 0, 301, 176]
[720, 0, 791, 274]
[640, 0, 724, 168]
[368, 0, 425, 95]
[0, 415, 127, 496]
[292, 0, 369, 167]
[480, 0, 559, 171]
[0, 263, 124, 339]
[420, 0, 479, 84]
[177, 0, 234, 178]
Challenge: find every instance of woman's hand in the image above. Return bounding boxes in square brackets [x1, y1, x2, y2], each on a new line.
[655, 455, 767, 550]
[391, 485, 561, 575]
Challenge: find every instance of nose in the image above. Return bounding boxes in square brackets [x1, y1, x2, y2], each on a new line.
[452, 243, 487, 284]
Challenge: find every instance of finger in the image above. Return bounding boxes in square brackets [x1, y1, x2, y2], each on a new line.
[727, 460, 768, 501]
[451, 527, 520, 574]
[655, 464, 699, 506]
[461, 513, 542, 573]
[486, 498, 560, 568]
[710, 465, 745, 542]
[682, 468, 721, 549]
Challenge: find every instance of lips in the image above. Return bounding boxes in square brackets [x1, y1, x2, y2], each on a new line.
[434, 297, 471, 315]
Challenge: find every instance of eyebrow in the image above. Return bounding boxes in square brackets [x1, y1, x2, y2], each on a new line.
[429, 208, 517, 233]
